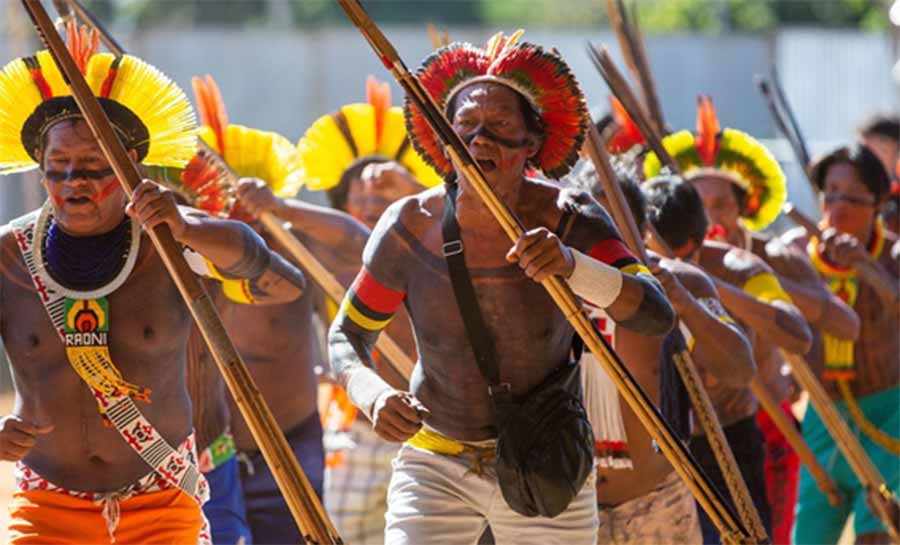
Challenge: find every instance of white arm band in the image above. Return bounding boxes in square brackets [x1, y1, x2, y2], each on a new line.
[344, 367, 395, 422]
[567, 249, 624, 309]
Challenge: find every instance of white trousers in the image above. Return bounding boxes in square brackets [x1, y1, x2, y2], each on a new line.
[385, 442, 599, 545]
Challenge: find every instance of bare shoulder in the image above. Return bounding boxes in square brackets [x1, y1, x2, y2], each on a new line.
[362, 186, 445, 288]
[549, 183, 623, 252]
[664, 257, 717, 299]
[761, 234, 817, 281]
[703, 240, 773, 284]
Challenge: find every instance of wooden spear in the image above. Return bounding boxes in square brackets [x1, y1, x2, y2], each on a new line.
[336, 1, 754, 542]
[195, 140, 415, 380]
[591, 44, 843, 508]
[25, 2, 340, 542]
[583, 126, 770, 543]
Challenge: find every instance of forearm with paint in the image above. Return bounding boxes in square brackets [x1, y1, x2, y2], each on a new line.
[328, 267, 406, 418]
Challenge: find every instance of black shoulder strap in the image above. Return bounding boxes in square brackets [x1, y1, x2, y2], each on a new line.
[441, 185, 506, 392]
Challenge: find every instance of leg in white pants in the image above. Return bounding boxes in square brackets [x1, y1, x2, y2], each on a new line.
[385, 443, 598, 545]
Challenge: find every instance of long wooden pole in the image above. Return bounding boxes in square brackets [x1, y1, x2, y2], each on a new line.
[593, 46, 842, 509]
[336, 2, 753, 542]
[584, 126, 770, 543]
[27, 3, 340, 542]
[782, 350, 900, 541]
[195, 141, 416, 380]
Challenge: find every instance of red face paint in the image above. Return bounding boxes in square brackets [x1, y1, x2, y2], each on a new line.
[92, 179, 121, 204]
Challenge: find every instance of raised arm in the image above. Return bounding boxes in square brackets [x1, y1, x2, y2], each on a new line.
[714, 270, 813, 356]
[508, 192, 675, 336]
[764, 239, 860, 341]
[127, 180, 305, 304]
[653, 257, 755, 387]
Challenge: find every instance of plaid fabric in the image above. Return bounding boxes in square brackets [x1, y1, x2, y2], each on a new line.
[597, 471, 701, 545]
[324, 418, 397, 545]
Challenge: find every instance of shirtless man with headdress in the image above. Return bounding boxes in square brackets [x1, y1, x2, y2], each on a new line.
[781, 143, 899, 545]
[0, 30, 304, 544]
[643, 96, 858, 544]
[157, 74, 371, 545]
[572, 162, 755, 545]
[641, 174, 813, 545]
[295, 76, 441, 545]
[328, 32, 674, 544]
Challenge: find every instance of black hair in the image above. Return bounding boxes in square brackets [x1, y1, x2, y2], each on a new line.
[810, 143, 891, 202]
[857, 113, 899, 144]
[326, 156, 390, 211]
[642, 175, 708, 250]
[618, 170, 648, 235]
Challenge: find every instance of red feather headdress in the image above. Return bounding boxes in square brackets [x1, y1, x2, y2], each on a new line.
[404, 31, 588, 179]
[605, 96, 645, 154]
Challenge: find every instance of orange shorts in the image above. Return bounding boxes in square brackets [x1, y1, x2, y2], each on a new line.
[8, 486, 205, 545]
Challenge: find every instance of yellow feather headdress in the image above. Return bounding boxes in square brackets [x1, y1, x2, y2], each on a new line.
[643, 96, 786, 231]
[0, 23, 196, 174]
[296, 76, 442, 192]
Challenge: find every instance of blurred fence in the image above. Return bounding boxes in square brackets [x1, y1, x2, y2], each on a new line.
[0, 23, 896, 391]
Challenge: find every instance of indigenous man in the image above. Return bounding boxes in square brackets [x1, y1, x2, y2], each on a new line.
[644, 96, 859, 544]
[296, 76, 441, 545]
[856, 113, 899, 235]
[781, 143, 899, 545]
[0, 34, 304, 544]
[642, 176, 813, 545]
[172, 75, 369, 545]
[328, 32, 674, 544]
[574, 164, 755, 545]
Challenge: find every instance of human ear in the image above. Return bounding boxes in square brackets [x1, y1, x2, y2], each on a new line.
[526, 132, 542, 160]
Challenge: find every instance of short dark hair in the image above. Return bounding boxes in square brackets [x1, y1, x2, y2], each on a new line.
[857, 113, 899, 144]
[326, 156, 390, 211]
[618, 171, 647, 235]
[642, 175, 708, 250]
[810, 143, 891, 201]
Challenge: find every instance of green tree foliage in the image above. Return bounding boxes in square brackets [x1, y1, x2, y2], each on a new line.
[88, 0, 892, 31]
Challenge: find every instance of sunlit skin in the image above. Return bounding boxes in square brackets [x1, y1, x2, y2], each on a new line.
[692, 174, 742, 242]
[328, 81, 673, 445]
[0, 119, 303, 490]
[819, 162, 883, 262]
[39, 120, 129, 236]
[346, 161, 426, 230]
[780, 163, 899, 545]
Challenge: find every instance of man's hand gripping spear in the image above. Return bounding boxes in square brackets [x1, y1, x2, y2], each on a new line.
[336, 1, 758, 543]
[23, 1, 342, 542]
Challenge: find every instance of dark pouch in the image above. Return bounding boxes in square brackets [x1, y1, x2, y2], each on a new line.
[441, 185, 594, 518]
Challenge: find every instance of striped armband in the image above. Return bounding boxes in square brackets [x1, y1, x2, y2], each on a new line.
[742, 272, 793, 305]
[341, 268, 406, 331]
[587, 238, 652, 278]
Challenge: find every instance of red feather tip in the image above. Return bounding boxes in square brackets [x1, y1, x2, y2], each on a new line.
[65, 21, 99, 74]
[191, 75, 229, 154]
[179, 155, 230, 216]
[366, 75, 392, 147]
[607, 96, 645, 153]
[695, 95, 721, 166]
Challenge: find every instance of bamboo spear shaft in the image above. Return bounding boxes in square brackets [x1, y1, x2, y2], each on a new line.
[28, 2, 340, 542]
[584, 126, 770, 542]
[336, 1, 753, 542]
[781, 350, 900, 541]
[195, 140, 415, 380]
[591, 46, 842, 507]
[604, 0, 665, 135]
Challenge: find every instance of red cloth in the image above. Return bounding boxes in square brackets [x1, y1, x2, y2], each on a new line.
[756, 401, 801, 545]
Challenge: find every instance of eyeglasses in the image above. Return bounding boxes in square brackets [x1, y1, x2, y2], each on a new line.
[44, 168, 115, 182]
[823, 192, 876, 207]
